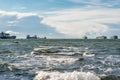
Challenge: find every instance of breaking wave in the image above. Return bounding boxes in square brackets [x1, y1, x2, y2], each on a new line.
[32, 46, 95, 57]
[34, 71, 100, 80]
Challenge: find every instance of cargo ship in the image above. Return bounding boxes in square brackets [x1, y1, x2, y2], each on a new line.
[0, 32, 16, 39]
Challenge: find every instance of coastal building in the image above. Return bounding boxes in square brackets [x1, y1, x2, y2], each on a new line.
[0, 32, 16, 39]
[110, 35, 118, 39]
[26, 35, 38, 39]
[96, 36, 107, 39]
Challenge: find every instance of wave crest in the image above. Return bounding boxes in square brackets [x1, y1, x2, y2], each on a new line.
[34, 71, 100, 80]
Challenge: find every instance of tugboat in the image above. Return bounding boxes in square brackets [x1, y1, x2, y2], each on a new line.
[0, 32, 16, 39]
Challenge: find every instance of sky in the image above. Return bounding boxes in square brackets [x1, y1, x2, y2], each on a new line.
[0, 0, 120, 38]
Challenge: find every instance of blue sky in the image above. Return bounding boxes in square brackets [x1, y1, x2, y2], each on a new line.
[0, 0, 120, 38]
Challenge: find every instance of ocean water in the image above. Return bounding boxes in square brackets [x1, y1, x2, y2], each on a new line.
[0, 39, 120, 80]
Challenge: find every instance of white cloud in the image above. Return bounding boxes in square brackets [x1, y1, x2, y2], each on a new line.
[0, 10, 42, 27]
[5, 30, 27, 38]
[5, 30, 20, 35]
[41, 8, 120, 37]
[0, 8, 120, 38]
[0, 10, 38, 19]
[0, 10, 41, 38]
[0, 10, 62, 38]
[69, 0, 120, 7]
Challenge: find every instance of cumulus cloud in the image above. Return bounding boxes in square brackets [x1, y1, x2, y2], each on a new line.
[0, 10, 63, 38]
[41, 8, 120, 37]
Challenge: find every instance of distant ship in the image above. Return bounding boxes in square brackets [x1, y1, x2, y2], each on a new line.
[26, 35, 37, 39]
[110, 35, 118, 39]
[0, 32, 16, 39]
[26, 35, 47, 39]
[96, 36, 107, 39]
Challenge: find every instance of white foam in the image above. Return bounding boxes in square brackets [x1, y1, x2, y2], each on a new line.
[83, 52, 95, 57]
[33, 46, 80, 55]
[34, 71, 100, 80]
[43, 56, 77, 63]
[34, 55, 78, 69]
[104, 68, 113, 73]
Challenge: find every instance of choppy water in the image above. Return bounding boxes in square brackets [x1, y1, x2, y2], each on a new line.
[0, 39, 120, 80]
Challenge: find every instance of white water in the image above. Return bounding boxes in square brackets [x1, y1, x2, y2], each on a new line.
[34, 71, 100, 80]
